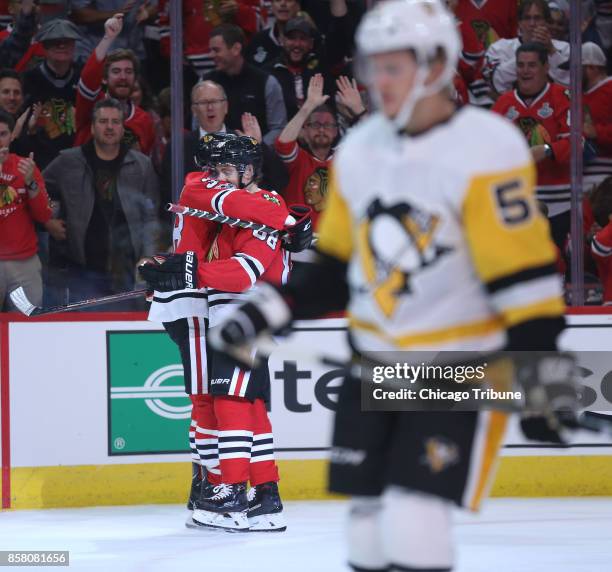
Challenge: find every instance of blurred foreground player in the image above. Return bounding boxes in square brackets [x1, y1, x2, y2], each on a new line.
[208, 1, 578, 569]
[141, 133, 312, 532]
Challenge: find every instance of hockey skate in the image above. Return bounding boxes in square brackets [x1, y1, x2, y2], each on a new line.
[247, 481, 287, 532]
[186, 464, 214, 529]
[192, 483, 249, 531]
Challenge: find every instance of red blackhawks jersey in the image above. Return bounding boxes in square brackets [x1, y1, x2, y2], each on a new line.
[592, 222, 612, 303]
[203, 200, 291, 326]
[0, 154, 52, 260]
[454, 0, 518, 49]
[149, 172, 291, 323]
[275, 138, 332, 229]
[456, 18, 489, 106]
[492, 83, 572, 216]
[75, 51, 155, 154]
[584, 77, 612, 189]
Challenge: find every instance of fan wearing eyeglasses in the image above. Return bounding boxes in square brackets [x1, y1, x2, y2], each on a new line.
[160, 79, 289, 243]
[275, 73, 338, 229]
[484, 0, 570, 99]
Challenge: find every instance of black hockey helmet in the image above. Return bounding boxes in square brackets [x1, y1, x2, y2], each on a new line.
[195, 132, 263, 187]
[194, 132, 235, 170]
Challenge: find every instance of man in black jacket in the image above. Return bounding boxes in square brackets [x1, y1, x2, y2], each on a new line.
[267, 11, 353, 119]
[244, 0, 301, 68]
[202, 24, 287, 147]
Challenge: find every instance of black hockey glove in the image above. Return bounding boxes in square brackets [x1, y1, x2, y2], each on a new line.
[138, 252, 198, 292]
[208, 282, 293, 366]
[515, 352, 579, 444]
[282, 205, 313, 253]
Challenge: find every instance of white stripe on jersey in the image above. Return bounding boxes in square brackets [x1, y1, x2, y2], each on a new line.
[491, 275, 563, 314]
[278, 144, 298, 163]
[148, 289, 209, 323]
[228, 366, 242, 395]
[233, 256, 259, 286]
[218, 430, 254, 439]
[187, 317, 208, 394]
[238, 369, 252, 398]
[235, 252, 265, 275]
[208, 291, 251, 326]
[593, 237, 612, 257]
[212, 189, 233, 215]
[78, 78, 100, 100]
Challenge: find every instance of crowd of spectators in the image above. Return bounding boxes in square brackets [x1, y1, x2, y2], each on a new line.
[1, 0, 612, 311]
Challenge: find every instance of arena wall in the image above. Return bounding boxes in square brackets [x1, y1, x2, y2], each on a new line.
[2, 311, 612, 509]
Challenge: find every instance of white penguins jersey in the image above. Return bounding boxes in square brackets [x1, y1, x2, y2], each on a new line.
[317, 106, 565, 352]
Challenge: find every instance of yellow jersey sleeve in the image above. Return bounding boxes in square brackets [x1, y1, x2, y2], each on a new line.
[462, 162, 565, 327]
[315, 167, 354, 263]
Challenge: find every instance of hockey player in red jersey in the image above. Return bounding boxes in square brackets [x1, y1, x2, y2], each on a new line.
[148, 133, 308, 524]
[141, 133, 311, 531]
[492, 42, 572, 249]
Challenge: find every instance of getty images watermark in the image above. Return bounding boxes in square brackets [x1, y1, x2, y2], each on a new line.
[357, 351, 612, 413]
[368, 359, 520, 405]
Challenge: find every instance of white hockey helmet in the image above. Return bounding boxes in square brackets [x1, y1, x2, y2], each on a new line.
[356, 0, 461, 127]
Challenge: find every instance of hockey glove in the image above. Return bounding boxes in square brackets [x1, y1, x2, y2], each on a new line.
[208, 282, 292, 366]
[515, 352, 579, 444]
[138, 252, 198, 292]
[283, 205, 313, 253]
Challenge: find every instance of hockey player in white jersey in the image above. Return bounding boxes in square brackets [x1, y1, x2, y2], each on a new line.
[209, 1, 578, 569]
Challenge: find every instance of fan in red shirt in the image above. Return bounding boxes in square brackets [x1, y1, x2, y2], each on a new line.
[582, 42, 612, 193]
[141, 133, 312, 532]
[275, 73, 336, 230]
[492, 42, 572, 249]
[0, 111, 58, 311]
[589, 177, 612, 305]
[74, 14, 155, 155]
[446, 1, 488, 105]
[453, 0, 518, 49]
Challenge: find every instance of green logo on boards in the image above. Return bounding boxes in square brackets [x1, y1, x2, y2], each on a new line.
[107, 331, 191, 455]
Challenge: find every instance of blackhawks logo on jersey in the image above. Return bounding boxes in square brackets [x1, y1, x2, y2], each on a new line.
[517, 117, 552, 148]
[471, 19, 499, 49]
[358, 199, 452, 317]
[0, 184, 18, 208]
[262, 193, 280, 206]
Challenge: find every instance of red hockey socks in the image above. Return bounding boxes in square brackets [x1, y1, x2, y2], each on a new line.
[213, 396, 254, 484]
[190, 394, 221, 484]
[249, 398, 279, 486]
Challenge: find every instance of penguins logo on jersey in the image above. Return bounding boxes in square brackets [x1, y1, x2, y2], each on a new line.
[358, 199, 451, 317]
[421, 437, 460, 474]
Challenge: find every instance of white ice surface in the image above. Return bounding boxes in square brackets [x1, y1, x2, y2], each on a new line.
[1, 498, 612, 571]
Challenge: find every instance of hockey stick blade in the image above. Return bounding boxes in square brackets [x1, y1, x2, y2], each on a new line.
[9, 287, 148, 316]
[9, 286, 39, 316]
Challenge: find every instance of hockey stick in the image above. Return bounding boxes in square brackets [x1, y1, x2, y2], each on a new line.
[167, 203, 285, 237]
[9, 286, 148, 316]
